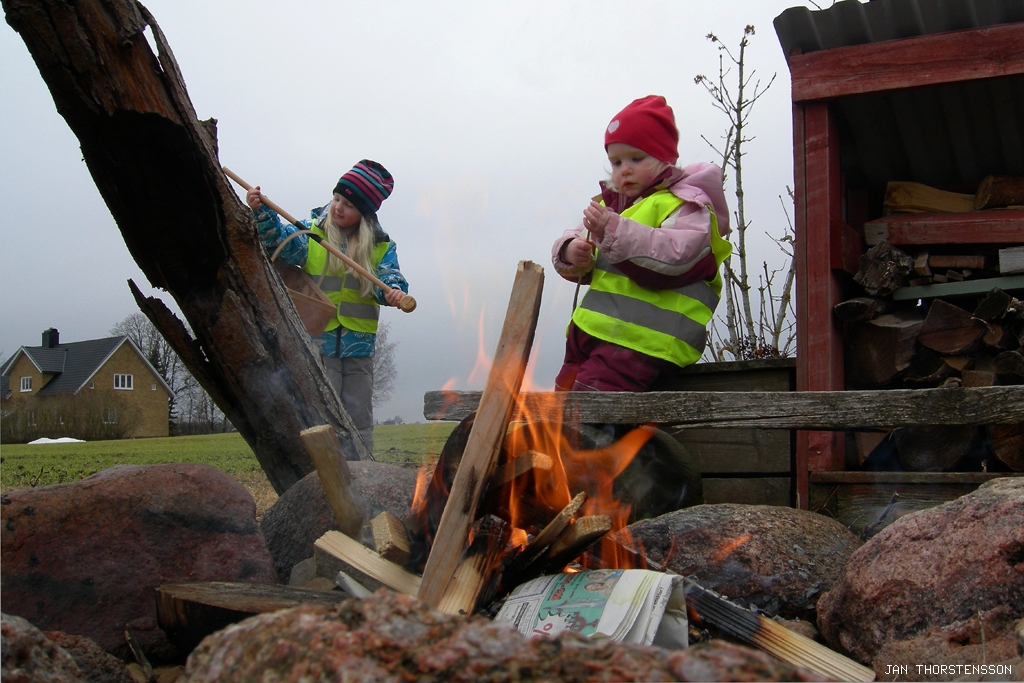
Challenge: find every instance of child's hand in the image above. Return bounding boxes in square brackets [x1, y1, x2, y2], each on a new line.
[564, 238, 595, 269]
[384, 288, 406, 307]
[583, 201, 612, 240]
[246, 186, 263, 211]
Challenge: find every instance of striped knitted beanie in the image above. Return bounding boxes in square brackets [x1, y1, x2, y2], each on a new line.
[333, 160, 394, 216]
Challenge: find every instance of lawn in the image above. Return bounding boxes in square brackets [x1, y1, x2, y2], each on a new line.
[0, 422, 457, 519]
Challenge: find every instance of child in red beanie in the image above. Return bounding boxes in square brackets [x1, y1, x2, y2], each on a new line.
[551, 95, 732, 392]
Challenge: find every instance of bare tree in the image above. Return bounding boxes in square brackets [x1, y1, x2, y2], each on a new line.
[695, 26, 796, 360]
[372, 322, 398, 408]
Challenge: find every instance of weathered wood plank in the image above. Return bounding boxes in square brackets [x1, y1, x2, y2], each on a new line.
[790, 23, 1024, 102]
[891, 275, 1024, 301]
[863, 210, 1024, 246]
[417, 261, 544, 608]
[423, 386, 1024, 429]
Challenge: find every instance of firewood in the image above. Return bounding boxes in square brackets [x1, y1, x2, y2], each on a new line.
[371, 512, 411, 566]
[929, 254, 987, 270]
[917, 300, 986, 355]
[437, 515, 512, 615]
[511, 491, 587, 573]
[974, 288, 1018, 321]
[844, 312, 925, 385]
[994, 350, 1024, 377]
[942, 356, 972, 372]
[975, 175, 1024, 210]
[299, 425, 365, 539]
[999, 246, 1024, 274]
[902, 348, 951, 386]
[945, 270, 964, 282]
[314, 531, 422, 595]
[913, 251, 931, 277]
[932, 273, 949, 284]
[156, 581, 348, 655]
[894, 425, 977, 471]
[424, 386, 1024, 429]
[854, 431, 889, 467]
[832, 296, 889, 322]
[961, 370, 998, 387]
[418, 261, 545, 608]
[908, 276, 933, 286]
[854, 241, 913, 296]
[987, 424, 1024, 471]
[488, 450, 553, 491]
[883, 181, 975, 214]
[983, 322, 1020, 351]
[538, 515, 613, 573]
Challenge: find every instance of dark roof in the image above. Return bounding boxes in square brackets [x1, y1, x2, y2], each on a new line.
[774, 0, 1024, 191]
[3, 336, 126, 396]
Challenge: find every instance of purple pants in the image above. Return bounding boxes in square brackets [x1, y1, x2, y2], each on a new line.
[554, 322, 677, 392]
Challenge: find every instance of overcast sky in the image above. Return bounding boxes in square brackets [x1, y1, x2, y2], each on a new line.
[1, 0, 817, 424]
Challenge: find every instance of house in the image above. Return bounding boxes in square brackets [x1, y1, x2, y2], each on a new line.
[1, 328, 173, 440]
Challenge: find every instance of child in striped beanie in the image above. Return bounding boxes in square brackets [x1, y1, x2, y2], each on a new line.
[248, 159, 409, 455]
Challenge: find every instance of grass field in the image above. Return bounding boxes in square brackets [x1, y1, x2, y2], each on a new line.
[0, 422, 456, 519]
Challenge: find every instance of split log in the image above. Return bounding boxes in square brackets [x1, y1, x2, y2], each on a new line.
[894, 425, 977, 471]
[995, 350, 1024, 377]
[314, 531, 421, 595]
[973, 288, 1021, 321]
[156, 581, 346, 654]
[854, 241, 913, 296]
[883, 181, 975, 214]
[436, 515, 512, 616]
[417, 261, 545, 608]
[844, 312, 925, 385]
[929, 254, 987, 270]
[538, 515, 613, 573]
[510, 491, 587, 574]
[832, 297, 889, 322]
[975, 175, 1024, 210]
[901, 348, 951, 387]
[3, 0, 368, 493]
[300, 426, 364, 539]
[913, 252, 931, 277]
[987, 424, 1024, 471]
[917, 299, 986, 355]
[423, 386, 1024, 429]
[371, 512, 411, 566]
[1000, 246, 1024, 274]
[961, 370, 999, 387]
[488, 450, 553, 491]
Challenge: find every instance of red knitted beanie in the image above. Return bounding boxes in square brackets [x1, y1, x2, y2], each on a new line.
[604, 95, 679, 164]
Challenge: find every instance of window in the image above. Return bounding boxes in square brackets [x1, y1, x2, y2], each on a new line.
[89, 381, 95, 389]
[151, 383, 157, 391]
[113, 374, 133, 390]
[20, 376, 31, 392]
[103, 407, 117, 424]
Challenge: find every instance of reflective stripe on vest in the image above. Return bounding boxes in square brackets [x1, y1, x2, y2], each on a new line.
[571, 190, 732, 367]
[302, 226, 390, 334]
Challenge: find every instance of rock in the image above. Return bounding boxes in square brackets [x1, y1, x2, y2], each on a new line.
[44, 631, 135, 683]
[1, 612, 83, 683]
[624, 504, 861, 620]
[259, 461, 419, 582]
[869, 608, 1021, 682]
[1, 464, 277, 663]
[817, 477, 1024, 665]
[179, 590, 823, 682]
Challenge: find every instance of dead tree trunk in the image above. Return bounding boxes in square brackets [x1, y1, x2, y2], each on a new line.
[3, 0, 368, 492]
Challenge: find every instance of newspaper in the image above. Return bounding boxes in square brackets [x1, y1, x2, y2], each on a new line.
[493, 569, 689, 649]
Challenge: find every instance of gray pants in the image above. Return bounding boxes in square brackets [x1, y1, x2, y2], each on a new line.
[322, 354, 374, 455]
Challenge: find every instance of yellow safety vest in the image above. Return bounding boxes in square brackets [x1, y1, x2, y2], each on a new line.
[303, 225, 390, 334]
[571, 190, 732, 367]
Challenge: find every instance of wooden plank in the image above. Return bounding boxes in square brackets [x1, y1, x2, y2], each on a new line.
[891, 275, 1024, 301]
[417, 261, 544, 608]
[423, 386, 1024, 429]
[299, 425, 364, 539]
[676, 428, 791, 473]
[370, 512, 411, 566]
[810, 471, 1023, 485]
[790, 23, 1024, 102]
[863, 210, 1024, 246]
[1000, 246, 1024, 274]
[703, 478, 792, 507]
[831, 219, 864, 277]
[314, 531, 421, 595]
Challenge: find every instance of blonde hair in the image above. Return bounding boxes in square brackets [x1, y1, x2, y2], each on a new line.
[320, 211, 378, 299]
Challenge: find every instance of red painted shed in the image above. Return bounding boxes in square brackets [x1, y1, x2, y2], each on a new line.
[774, 0, 1024, 509]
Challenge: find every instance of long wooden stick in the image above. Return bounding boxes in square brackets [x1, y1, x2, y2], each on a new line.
[299, 425, 365, 539]
[223, 166, 416, 313]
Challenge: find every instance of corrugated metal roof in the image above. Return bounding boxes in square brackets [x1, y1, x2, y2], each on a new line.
[774, 0, 1024, 191]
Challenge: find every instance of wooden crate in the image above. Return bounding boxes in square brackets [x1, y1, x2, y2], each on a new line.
[654, 359, 796, 507]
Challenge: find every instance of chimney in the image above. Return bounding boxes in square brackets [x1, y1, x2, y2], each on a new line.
[42, 328, 59, 348]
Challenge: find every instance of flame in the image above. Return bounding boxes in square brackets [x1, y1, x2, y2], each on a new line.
[466, 311, 492, 385]
[710, 533, 752, 563]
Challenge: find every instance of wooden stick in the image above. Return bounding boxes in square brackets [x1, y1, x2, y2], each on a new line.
[511, 491, 587, 572]
[487, 450, 553, 491]
[537, 514, 612, 573]
[222, 166, 416, 313]
[370, 511, 411, 566]
[299, 425, 365, 539]
[314, 531, 421, 595]
[417, 261, 545, 607]
[436, 515, 511, 615]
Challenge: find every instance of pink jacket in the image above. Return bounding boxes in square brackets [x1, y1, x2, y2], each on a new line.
[551, 162, 730, 289]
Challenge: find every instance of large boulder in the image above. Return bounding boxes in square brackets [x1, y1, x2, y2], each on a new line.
[1, 612, 82, 683]
[259, 461, 419, 582]
[179, 590, 823, 682]
[625, 504, 861, 621]
[1, 464, 276, 663]
[817, 477, 1024, 665]
[44, 631, 136, 683]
